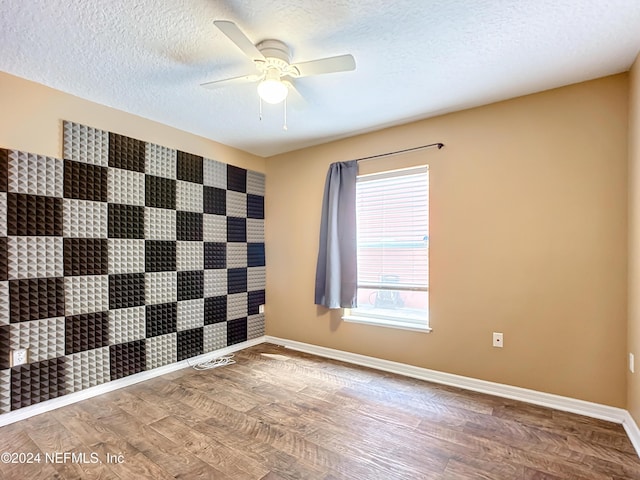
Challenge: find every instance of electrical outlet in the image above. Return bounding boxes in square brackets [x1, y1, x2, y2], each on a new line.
[492, 332, 503, 348]
[11, 348, 28, 367]
[258, 304, 265, 314]
[630, 353, 635, 374]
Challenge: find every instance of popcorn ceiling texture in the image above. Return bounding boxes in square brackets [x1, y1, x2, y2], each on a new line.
[2, 1, 640, 156]
[0, 122, 266, 413]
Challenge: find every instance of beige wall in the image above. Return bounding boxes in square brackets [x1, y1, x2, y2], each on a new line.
[629, 54, 640, 422]
[1, 70, 631, 408]
[266, 74, 629, 407]
[0, 72, 265, 172]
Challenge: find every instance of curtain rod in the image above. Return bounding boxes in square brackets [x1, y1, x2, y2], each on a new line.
[354, 142, 444, 163]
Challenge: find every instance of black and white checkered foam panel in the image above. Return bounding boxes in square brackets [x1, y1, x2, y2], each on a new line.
[0, 121, 266, 412]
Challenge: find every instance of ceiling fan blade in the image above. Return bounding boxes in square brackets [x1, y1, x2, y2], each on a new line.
[292, 54, 356, 78]
[282, 78, 306, 108]
[200, 73, 261, 89]
[214, 20, 265, 62]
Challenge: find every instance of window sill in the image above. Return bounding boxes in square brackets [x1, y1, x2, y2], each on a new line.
[342, 314, 432, 333]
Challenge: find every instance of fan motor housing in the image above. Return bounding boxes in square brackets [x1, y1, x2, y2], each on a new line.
[256, 39, 291, 64]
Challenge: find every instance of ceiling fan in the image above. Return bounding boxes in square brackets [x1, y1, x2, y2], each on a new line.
[201, 21, 356, 105]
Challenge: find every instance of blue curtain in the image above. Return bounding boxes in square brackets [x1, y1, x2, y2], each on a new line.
[314, 160, 358, 308]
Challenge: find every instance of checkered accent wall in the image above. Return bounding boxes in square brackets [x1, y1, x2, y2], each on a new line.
[0, 121, 266, 413]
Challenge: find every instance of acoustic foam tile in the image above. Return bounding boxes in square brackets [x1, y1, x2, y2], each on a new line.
[177, 270, 204, 301]
[7, 237, 63, 280]
[0, 237, 6, 281]
[177, 298, 204, 332]
[203, 322, 226, 353]
[10, 277, 66, 322]
[108, 239, 145, 274]
[176, 181, 203, 213]
[177, 151, 203, 184]
[109, 273, 145, 310]
[11, 357, 66, 410]
[0, 282, 8, 325]
[145, 272, 177, 305]
[146, 332, 177, 369]
[145, 240, 176, 272]
[63, 121, 109, 166]
[145, 302, 177, 338]
[145, 143, 176, 180]
[204, 295, 226, 325]
[0, 326, 9, 369]
[227, 293, 247, 321]
[203, 158, 226, 189]
[248, 290, 266, 316]
[246, 171, 266, 196]
[227, 318, 247, 346]
[227, 164, 246, 193]
[64, 160, 108, 202]
[176, 241, 204, 272]
[203, 186, 226, 215]
[66, 346, 109, 394]
[10, 317, 65, 362]
[0, 369, 9, 413]
[227, 268, 247, 294]
[248, 243, 266, 268]
[226, 190, 247, 218]
[63, 199, 108, 238]
[227, 217, 246, 243]
[108, 168, 145, 206]
[176, 211, 202, 241]
[145, 175, 176, 209]
[177, 327, 203, 361]
[65, 311, 109, 354]
[0, 192, 6, 237]
[108, 204, 145, 239]
[8, 151, 64, 197]
[7, 193, 63, 236]
[64, 275, 108, 317]
[226, 242, 247, 269]
[109, 339, 145, 380]
[248, 267, 266, 291]
[203, 214, 226, 242]
[247, 194, 265, 220]
[108, 306, 145, 345]
[247, 313, 265, 340]
[0, 149, 9, 192]
[63, 238, 108, 276]
[108, 133, 145, 173]
[204, 242, 226, 270]
[247, 218, 265, 242]
[144, 207, 176, 240]
[204, 269, 227, 298]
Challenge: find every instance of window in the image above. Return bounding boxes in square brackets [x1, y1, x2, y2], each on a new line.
[344, 166, 430, 332]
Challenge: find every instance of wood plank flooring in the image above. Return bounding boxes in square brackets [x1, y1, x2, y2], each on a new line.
[0, 343, 639, 479]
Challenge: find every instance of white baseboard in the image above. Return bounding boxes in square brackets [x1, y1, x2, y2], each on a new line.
[265, 335, 640, 457]
[0, 337, 265, 427]
[623, 411, 640, 456]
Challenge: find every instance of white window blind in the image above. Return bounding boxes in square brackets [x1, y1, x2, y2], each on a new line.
[348, 166, 429, 329]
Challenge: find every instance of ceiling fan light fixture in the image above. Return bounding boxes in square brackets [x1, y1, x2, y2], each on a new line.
[257, 70, 289, 104]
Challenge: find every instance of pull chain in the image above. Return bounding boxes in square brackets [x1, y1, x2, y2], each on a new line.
[283, 97, 288, 131]
[259, 97, 263, 121]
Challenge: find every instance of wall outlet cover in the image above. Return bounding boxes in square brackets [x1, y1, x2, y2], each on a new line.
[11, 348, 29, 367]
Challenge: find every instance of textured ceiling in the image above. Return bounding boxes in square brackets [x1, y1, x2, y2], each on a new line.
[1, 1, 640, 157]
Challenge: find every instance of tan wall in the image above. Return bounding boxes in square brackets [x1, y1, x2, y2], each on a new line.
[266, 74, 629, 407]
[629, 54, 640, 421]
[0, 72, 265, 172]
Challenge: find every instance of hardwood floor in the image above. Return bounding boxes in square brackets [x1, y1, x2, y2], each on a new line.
[0, 343, 638, 479]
